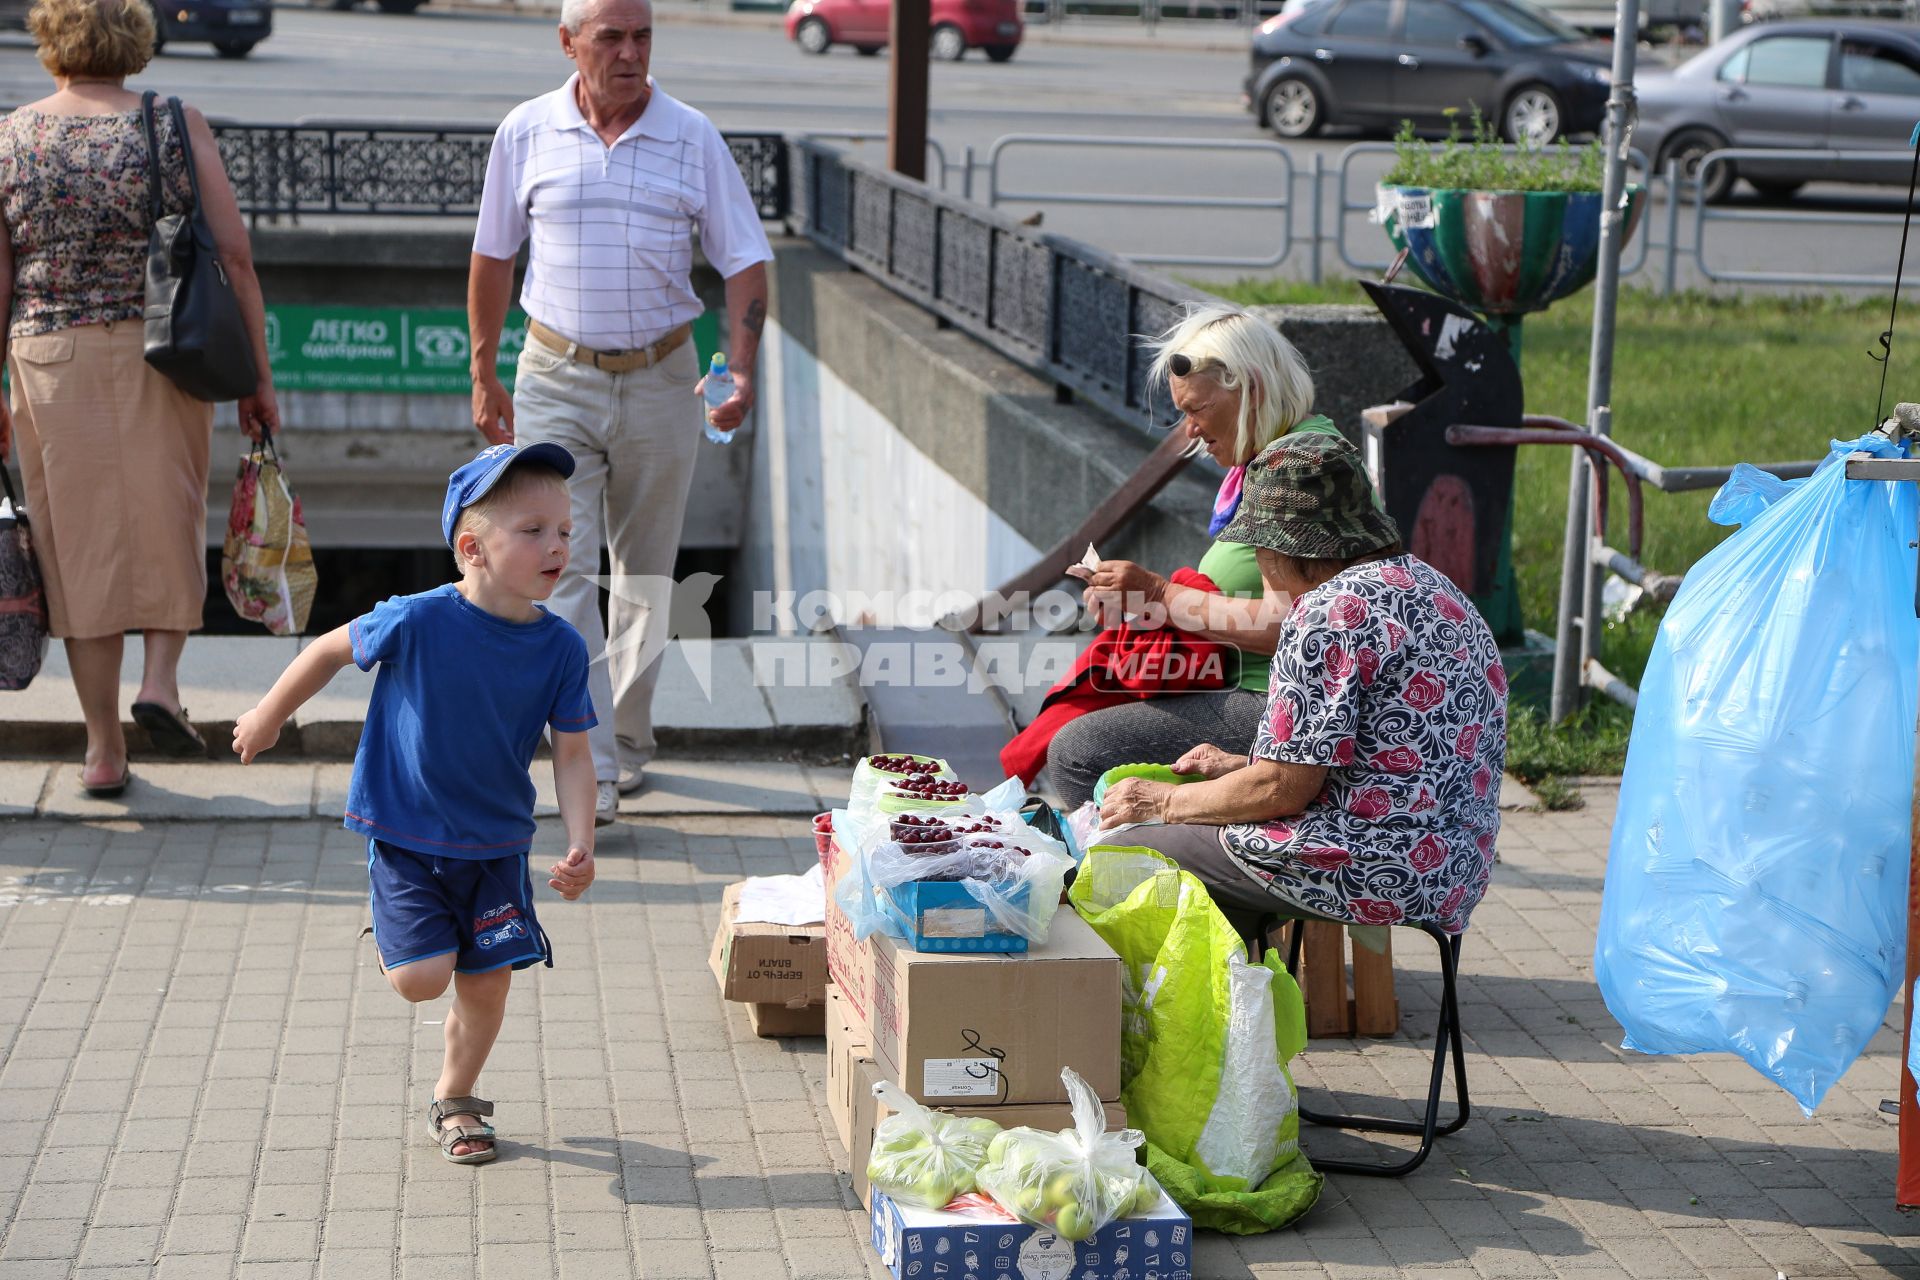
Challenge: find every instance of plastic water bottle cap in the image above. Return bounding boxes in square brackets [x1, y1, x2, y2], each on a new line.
[710, 353, 729, 374]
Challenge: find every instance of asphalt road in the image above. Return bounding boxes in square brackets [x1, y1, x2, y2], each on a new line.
[0, 7, 1909, 288]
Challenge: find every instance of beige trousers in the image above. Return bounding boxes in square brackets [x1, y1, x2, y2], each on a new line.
[512, 331, 703, 783]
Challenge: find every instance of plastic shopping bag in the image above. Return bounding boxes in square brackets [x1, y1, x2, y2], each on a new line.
[973, 1067, 1157, 1241]
[1068, 846, 1322, 1233]
[1596, 434, 1918, 1115]
[866, 1082, 1001, 1209]
[849, 753, 958, 814]
[221, 432, 316, 636]
[0, 466, 48, 691]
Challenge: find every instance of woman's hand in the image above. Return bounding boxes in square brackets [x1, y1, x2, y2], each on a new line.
[1173, 743, 1245, 781]
[1099, 777, 1175, 828]
[1068, 559, 1168, 628]
[237, 382, 279, 442]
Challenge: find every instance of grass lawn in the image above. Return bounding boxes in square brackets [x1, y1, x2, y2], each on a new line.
[1209, 279, 1908, 788]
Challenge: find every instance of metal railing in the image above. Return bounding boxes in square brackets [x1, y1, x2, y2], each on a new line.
[790, 137, 1206, 435]
[984, 134, 1299, 268]
[201, 121, 791, 222]
[1693, 147, 1920, 288]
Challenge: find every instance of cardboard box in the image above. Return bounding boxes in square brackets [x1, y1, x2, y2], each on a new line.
[826, 985, 871, 1153]
[746, 1001, 826, 1038]
[849, 1058, 1127, 1209]
[823, 836, 876, 1029]
[871, 1189, 1193, 1280]
[870, 910, 1122, 1106]
[708, 882, 828, 1009]
[880, 878, 1030, 954]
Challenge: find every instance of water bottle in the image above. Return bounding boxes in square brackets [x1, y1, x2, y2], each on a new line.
[702, 353, 737, 445]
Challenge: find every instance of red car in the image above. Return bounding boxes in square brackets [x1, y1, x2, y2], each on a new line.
[785, 0, 1023, 61]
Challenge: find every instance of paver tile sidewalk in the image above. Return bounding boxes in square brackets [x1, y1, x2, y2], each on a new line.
[0, 780, 1916, 1278]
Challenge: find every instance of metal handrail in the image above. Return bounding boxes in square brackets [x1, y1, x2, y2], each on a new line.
[984, 134, 1296, 268]
[1693, 147, 1920, 287]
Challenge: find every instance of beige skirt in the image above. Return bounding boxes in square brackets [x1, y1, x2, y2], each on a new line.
[8, 320, 214, 639]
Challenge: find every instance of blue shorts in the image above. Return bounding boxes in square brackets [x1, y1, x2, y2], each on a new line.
[367, 840, 552, 974]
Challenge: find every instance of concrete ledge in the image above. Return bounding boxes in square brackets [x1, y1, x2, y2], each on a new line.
[0, 636, 866, 764]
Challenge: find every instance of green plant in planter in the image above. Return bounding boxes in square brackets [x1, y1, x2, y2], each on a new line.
[1383, 110, 1604, 194]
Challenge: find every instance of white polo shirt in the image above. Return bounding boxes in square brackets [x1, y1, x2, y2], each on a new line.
[473, 75, 774, 352]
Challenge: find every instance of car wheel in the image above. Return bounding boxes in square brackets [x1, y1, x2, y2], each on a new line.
[855, 44, 882, 55]
[796, 16, 831, 53]
[327, 0, 356, 8]
[1263, 76, 1323, 139]
[151, 33, 166, 52]
[931, 23, 966, 60]
[375, 0, 423, 11]
[1660, 126, 1734, 203]
[1748, 178, 1804, 201]
[1502, 84, 1562, 147]
[984, 42, 1016, 61]
[213, 39, 256, 56]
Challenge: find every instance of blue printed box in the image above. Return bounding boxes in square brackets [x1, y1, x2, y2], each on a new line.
[871, 1189, 1193, 1280]
[879, 879, 1031, 954]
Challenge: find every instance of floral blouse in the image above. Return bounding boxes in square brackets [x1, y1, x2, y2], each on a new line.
[0, 107, 194, 338]
[1222, 554, 1508, 935]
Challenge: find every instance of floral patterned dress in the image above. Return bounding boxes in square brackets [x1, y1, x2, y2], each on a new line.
[0, 106, 194, 337]
[1221, 554, 1507, 935]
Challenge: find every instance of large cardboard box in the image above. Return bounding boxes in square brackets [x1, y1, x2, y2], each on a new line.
[708, 882, 828, 1010]
[746, 1002, 826, 1038]
[826, 985, 870, 1153]
[871, 1189, 1192, 1280]
[823, 836, 877, 1030]
[870, 910, 1122, 1106]
[849, 1058, 1127, 1209]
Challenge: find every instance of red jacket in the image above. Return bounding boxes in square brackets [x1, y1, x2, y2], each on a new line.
[1000, 568, 1235, 786]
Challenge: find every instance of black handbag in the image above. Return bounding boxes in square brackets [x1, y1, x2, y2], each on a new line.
[140, 92, 257, 402]
[0, 464, 48, 692]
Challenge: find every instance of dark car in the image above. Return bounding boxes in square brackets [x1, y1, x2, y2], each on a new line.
[1638, 20, 1920, 200]
[0, 0, 272, 56]
[1244, 0, 1613, 145]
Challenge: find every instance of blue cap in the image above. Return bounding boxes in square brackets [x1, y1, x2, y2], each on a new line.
[442, 442, 577, 547]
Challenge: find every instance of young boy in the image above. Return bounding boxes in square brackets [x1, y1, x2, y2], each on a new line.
[234, 442, 599, 1165]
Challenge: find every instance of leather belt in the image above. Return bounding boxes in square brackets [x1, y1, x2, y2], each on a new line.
[527, 319, 691, 374]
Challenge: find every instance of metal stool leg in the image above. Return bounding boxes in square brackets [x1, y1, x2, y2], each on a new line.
[1279, 919, 1470, 1178]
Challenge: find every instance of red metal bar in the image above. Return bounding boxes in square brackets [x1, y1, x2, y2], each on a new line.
[1444, 424, 1646, 562]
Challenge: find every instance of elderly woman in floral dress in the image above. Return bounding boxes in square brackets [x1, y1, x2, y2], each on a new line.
[1096, 431, 1507, 940]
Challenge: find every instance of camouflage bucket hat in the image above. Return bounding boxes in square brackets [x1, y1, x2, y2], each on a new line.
[1218, 430, 1401, 560]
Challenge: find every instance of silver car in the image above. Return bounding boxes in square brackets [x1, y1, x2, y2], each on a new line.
[1636, 19, 1920, 200]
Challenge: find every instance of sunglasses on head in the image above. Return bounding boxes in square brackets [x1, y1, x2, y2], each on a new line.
[1168, 353, 1194, 377]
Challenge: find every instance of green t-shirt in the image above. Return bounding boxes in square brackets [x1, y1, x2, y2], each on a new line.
[1192, 415, 1342, 694]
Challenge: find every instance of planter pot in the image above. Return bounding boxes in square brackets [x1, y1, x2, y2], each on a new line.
[1378, 184, 1646, 321]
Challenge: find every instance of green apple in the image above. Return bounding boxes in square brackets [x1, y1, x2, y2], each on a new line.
[1130, 1179, 1160, 1216]
[959, 1117, 1002, 1143]
[986, 1133, 1013, 1164]
[1053, 1203, 1094, 1242]
[1011, 1185, 1047, 1220]
[1042, 1171, 1079, 1212]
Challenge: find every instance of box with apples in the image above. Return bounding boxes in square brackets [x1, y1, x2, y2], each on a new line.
[870, 1188, 1192, 1280]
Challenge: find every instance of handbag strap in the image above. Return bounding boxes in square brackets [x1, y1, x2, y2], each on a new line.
[165, 97, 206, 214]
[1, 461, 22, 514]
[139, 90, 162, 223]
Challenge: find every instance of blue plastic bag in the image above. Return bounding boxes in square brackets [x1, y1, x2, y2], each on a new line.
[1596, 434, 1918, 1114]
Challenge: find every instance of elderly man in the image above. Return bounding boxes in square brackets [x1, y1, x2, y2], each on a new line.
[469, 0, 773, 824]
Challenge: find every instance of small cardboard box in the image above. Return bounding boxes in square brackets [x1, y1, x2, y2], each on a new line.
[849, 1058, 1127, 1208]
[870, 910, 1122, 1106]
[708, 882, 828, 1009]
[746, 1001, 826, 1038]
[880, 878, 1030, 954]
[870, 1189, 1193, 1280]
[823, 836, 876, 1028]
[827, 985, 871, 1153]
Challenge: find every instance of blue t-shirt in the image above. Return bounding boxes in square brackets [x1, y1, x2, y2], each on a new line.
[344, 584, 597, 859]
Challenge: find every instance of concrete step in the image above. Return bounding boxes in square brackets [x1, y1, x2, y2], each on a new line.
[0, 635, 866, 763]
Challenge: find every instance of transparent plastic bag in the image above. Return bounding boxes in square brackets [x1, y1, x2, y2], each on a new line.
[848, 754, 956, 814]
[832, 807, 1074, 945]
[1596, 434, 1919, 1114]
[974, 1067, 1157, 1241]
[866, 1081, 1002, 1209]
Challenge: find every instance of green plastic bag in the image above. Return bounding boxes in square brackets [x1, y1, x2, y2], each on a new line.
[1068, 846, 1323, 1234]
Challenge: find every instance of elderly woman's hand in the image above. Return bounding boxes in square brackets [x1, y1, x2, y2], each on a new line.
[1069, 559, 1168, 628]
[1172, 743, 1244, 781]
[1099, 777, 1175, 827]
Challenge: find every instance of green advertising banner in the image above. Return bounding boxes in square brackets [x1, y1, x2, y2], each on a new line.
[262, 305, 719, 394]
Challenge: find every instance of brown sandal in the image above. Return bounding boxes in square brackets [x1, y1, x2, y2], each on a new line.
[427, 1096, 497, 1165]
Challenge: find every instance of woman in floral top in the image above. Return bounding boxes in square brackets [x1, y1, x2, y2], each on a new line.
[1097, 431, 1506, 940]
[0, 0, 277, 796]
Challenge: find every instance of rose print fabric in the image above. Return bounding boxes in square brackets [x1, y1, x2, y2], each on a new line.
[1222, 554, 1507, 935]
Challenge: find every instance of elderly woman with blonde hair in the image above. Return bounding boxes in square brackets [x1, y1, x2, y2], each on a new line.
[1041, 304, 1342, 808]
[0, 0, 277, 795]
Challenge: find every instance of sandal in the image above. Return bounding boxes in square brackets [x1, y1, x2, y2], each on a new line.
[131, 702, 206, 757]
[81, 766, 132, 799]
[427, 1096, 497, 1165]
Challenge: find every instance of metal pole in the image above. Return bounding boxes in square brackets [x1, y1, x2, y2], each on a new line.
[889, 0, 931, 181]
[1310, 152, 1325, 285]
[1709, 0, 1738, 46]
[1553, 0, 1640, 721]
[1661, 159, 1681, 297]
